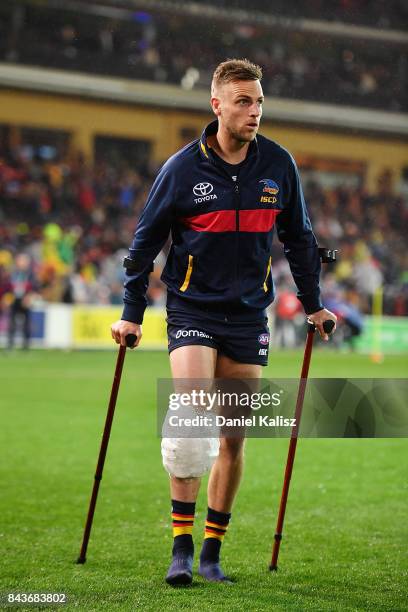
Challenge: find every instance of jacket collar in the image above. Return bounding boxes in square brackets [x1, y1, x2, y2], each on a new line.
[199, 119, 258, 164]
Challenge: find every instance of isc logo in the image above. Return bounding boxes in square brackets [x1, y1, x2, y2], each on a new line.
[260, 196, 277, 204]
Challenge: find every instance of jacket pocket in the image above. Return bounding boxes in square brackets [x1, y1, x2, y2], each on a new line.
[263, 256, 272, 292]
[179, 254, 194, 292]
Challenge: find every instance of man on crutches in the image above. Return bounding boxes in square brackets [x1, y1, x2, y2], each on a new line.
[109, 58, 337, 585]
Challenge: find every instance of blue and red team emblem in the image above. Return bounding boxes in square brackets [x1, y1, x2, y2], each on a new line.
[258, 333, 270, 345]
[260, 179, 279, 195]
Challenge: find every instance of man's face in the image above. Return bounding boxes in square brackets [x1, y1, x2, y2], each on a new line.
[212, 79, 264, 143]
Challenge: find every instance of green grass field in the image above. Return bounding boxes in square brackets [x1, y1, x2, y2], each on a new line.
[0, 349, 407, 611]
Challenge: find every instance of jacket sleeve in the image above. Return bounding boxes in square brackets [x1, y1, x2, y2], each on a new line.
[121, 165, 175, 324]
[275, 155, 323, 315]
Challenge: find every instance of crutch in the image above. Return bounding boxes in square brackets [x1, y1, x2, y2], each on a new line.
[269, 320, 334, 570]
[76, 333, 137, 564]
[270, 247, 337, 571]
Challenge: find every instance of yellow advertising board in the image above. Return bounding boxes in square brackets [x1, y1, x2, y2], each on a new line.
[72, 305, 167, 348]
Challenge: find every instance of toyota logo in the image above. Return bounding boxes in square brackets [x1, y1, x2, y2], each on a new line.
[193, 182, 214, 196]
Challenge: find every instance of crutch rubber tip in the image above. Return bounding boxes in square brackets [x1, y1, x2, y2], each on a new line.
[76, 557, 86, 564]
[269, 564, 278, 571]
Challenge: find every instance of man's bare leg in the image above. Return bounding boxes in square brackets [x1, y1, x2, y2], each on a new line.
[199, 355, 261, 581]
[209, 355, 261, 511]
[207, 436, 245, 512]
[169, 344, 217, 501]
[165, 345, 217, 585]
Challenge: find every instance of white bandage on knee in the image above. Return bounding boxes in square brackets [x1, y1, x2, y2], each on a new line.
[161, 437, 220, 478]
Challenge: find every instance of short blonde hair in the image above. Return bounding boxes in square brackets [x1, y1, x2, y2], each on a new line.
[212, 58, 262, 94]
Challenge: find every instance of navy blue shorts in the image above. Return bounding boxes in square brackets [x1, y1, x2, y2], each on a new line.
[166, 298, 270, 366]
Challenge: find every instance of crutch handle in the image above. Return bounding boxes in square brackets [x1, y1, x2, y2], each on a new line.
[318, 247, 338, 263]
[323, 320, 335, 334]
[307, 320, 335, 335]
[125, 333, 138, 348]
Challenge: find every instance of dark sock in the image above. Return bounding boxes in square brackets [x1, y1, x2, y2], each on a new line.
[171, 499, 195, 555]
[200, 507, 231, 564]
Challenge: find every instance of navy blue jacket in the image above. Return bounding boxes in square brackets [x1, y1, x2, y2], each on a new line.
[122, 120, 323, 324]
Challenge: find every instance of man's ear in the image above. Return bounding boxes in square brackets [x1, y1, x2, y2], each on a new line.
[211, 96, 221, 117]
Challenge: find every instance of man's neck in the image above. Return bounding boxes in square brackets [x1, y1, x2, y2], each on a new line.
[207, 129, 249, 165]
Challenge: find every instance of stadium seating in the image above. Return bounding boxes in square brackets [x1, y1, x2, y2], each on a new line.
[0, 1, 406, 111]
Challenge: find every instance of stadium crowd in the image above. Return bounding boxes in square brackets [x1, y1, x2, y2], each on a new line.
[0, 2, 406, 112]
[0, 147, 407, 325]
[165, 0, 408, 30]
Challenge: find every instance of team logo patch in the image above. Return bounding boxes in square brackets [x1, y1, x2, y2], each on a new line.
[258, 333, 270, 345]
[193, 182, 214, 197]
[260, 179, 279, 195]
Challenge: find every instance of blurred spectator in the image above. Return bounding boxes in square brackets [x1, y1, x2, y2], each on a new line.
[322, 275, 364, 349]
[4, 253, 36, 349]
[274, 286, 303, 347]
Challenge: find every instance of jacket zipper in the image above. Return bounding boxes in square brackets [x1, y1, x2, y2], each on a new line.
[235, 182, 240, 299]
[235, 183, 240, 230]
[204, 154, 243, 300]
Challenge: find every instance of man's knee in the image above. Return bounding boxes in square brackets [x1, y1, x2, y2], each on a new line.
[219, 437, 245, 461]
[161, 437, 220, 478]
